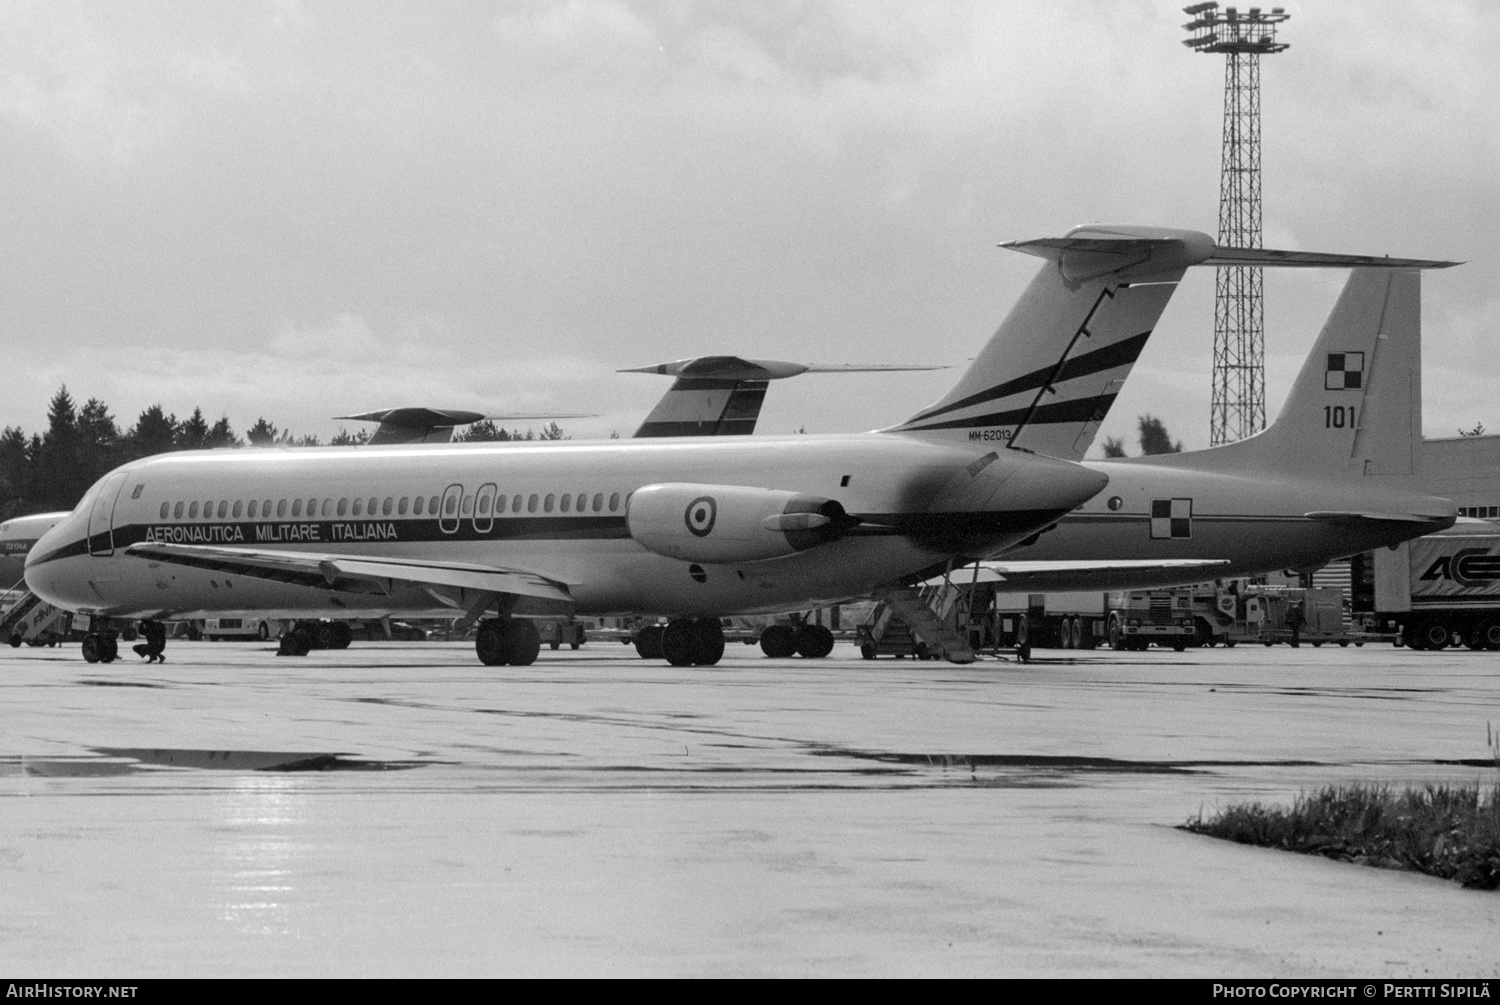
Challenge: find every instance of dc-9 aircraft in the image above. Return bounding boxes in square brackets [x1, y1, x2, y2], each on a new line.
[23, 226, 1457, 667]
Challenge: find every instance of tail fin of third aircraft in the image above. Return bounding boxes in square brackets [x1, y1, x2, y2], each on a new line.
[1177, 267, 1433, 482]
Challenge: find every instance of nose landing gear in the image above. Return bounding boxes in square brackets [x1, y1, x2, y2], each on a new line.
[81, 632, 119, 664]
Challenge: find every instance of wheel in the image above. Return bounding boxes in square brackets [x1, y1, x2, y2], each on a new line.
[1172, 640, 1186, 652]
[549, 640, 560, 650]
[101, 636, 118, 662]
[860, 642, 876, 660]
[633, 625, 664, 660]
[82, 635, 101, 664]
[570, 642, 581, 650]
[331, 622, 353, 649]
[1414, 617, 1451, 651]
[1474, 616, 1500, 650]
[1107, 614, 1124, 651]
[794, 624, 834, 659]
[1337, 640, 1349, 647]
[278, 630, 311, 656]
[690, 618, 726, 666]
[310, 621, 339, 649]
[1311, 641, 1323, 648]
[661, 620, 697, 667]
[1223, 639, 1236, 648]
[503, 621, 541, 666]
[120, 627, 137, 642]
[257, 621, 270, 641]
[8, 634, 19, 648]
[759, 624, 797, 658]
[1263, 640, 1274, 647]
[476, 620, 508, 666]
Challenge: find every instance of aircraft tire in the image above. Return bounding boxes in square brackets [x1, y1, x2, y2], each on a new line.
[9, 634, 20, 648]
[82, 635, 101, 664]
[331, 622, 353, 649]
[690, 619, 725, 666]
[794, 624, 834, 659]
[503, 621, 541, 666]
[759, 624, 797, 659]
[860, 642, 876, 660]
[476, 621, 507, 666]
[634, 625, 664, 660]
[1107, 615, 1124, 651]
[661, 620, 697, 667]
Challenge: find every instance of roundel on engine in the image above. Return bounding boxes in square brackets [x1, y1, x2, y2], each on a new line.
[684, 496, 716, 537]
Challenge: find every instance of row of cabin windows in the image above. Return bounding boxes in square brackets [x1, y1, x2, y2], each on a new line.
[157, 491, 625, 521]
[1459, 505, 1499, 519]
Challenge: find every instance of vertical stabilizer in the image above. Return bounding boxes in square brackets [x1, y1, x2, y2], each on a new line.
[887, 226, 1217, 458]
[1189, 269, 1421, 480]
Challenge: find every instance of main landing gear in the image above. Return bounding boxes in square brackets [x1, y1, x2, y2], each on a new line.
[475, 617, 542, 667]
[633, 618, 725, 666]
[758, 623, 834, 659]
[81, 632, 119, 664]
[276, 620, 354, 657]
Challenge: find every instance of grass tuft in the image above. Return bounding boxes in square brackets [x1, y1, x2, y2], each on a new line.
[1181, 782, 1500, 889]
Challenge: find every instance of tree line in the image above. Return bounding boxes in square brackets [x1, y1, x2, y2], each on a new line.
[0, 386, 565, 520]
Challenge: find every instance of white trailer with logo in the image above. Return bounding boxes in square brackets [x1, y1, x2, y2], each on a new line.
[1354, 519, 1500, 650]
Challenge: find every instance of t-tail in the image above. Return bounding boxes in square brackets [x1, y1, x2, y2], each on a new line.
[886, 224, 1455, 460]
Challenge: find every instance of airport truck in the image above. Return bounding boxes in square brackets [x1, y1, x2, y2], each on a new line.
[1352, 520, 1500, 650]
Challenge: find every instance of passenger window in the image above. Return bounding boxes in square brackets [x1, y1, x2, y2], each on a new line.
[336, 498, 347, 516]
[512, 494, 523, 513]
[460, 495, 472, 516]
[477, 494, 490, 516]
[527, 493, 538, 513]
[398, 497, 408, 516]
[321, 499, 331, 517]
[444, 495, 457, 516]
[413, 496, 423, 516]
[383, 497, 394, 516]
[233, 500, 243, 518]
[593, 493, 603, 512]
[429, 495, 439, 514]
[292, 499, 303, 518]
[189, 502, 199, 519]
[368, 497, 377, 515]
[131, 484, 145, 500]
[543, 494, 555, 513]
[276, 499, 287, 518]
[203, 500, 213, 518]
[560, 494, 571, 513]
[174, 501, 184, 519]
[263, 499, 272, 517]
[608, 492, 620, 512]
[159, 502, 169, 519]
[248, 500, 258, 518]
[353, 498, 363, 516]
[218, 501, 228, 519]
[308, 498, 318, 516]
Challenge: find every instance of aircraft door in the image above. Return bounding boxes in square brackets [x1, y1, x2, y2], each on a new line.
[439, 483, 463, 534]
[87, 470, 131, 557]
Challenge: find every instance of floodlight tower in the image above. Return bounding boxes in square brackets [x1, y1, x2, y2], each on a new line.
[1182, 3, 1290, 445]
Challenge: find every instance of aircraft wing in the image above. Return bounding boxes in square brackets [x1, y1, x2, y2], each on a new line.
[1303, 510, 1453, 524]
[124, 542, 573, 607]
[926, 558, 1231, 590]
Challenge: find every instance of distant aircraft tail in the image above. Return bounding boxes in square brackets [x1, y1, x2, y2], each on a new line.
[886, 225, 1454, 461]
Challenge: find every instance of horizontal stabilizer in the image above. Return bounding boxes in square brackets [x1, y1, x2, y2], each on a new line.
[620, 356, 945, 381]
[336, 407, 590, 445]
[1205, 248, 1459, 270]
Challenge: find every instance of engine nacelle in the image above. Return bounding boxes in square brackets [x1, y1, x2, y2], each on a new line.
[627, 483, 853, 564]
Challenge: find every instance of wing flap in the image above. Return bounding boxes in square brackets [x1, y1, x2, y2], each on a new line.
[125, 542, 574, 604]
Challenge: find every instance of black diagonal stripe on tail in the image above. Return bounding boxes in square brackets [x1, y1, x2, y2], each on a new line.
[901, 392, 1118, 433]
[905, 331, 1149, 425]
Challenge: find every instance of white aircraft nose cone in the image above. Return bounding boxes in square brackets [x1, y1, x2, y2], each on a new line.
[1002, 453, 1110, 515]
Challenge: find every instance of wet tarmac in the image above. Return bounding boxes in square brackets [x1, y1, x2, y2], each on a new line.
[2, 637, 1498, 976]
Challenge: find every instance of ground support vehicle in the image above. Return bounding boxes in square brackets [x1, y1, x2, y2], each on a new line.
[1353, 521, 1500, 650]
[538, 619, 586, 650]
[203, 617, 281, 641]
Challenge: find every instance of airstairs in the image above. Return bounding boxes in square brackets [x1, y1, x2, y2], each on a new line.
[864, 586, 976, 664]
[1, 580, 69, 646]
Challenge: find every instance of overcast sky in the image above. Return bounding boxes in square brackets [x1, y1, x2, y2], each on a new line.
[1, 0, 1495, 452]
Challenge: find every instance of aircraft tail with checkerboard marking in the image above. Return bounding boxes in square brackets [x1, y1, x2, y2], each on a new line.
[1157, 267, 1427, 481]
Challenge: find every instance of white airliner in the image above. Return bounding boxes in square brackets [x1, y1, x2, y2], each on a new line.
[1, 512, 67, 588]
[22, 226, 1457, 666]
